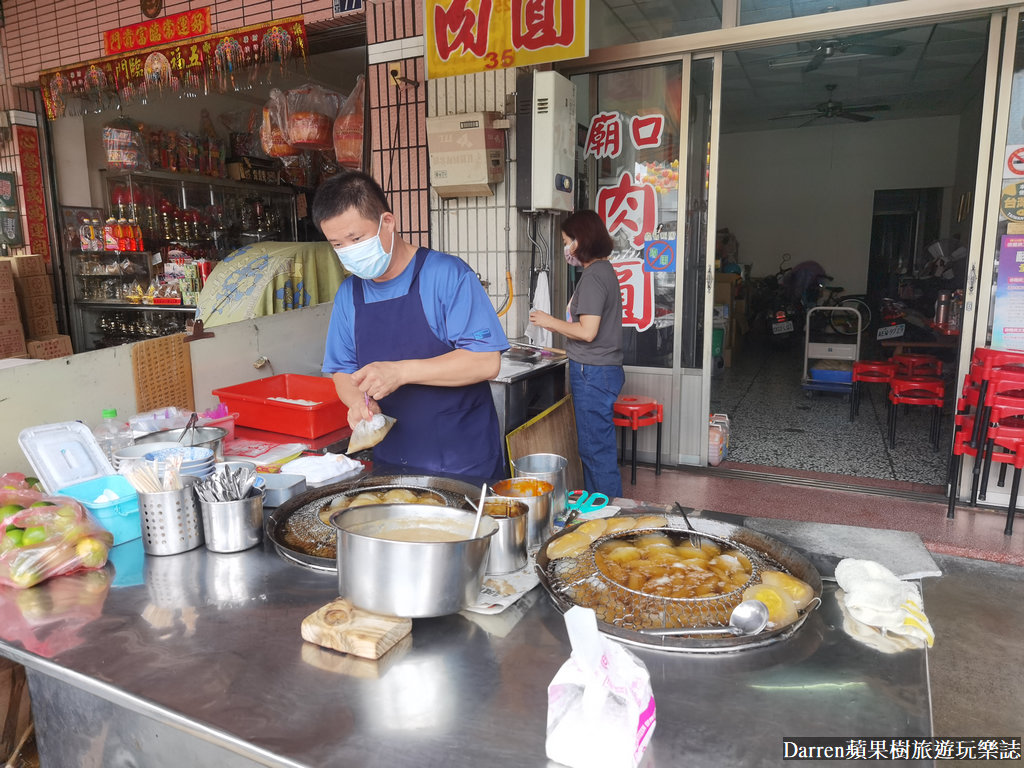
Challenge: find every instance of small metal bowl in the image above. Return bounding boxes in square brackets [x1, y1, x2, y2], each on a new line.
[137, 426, 228, 461]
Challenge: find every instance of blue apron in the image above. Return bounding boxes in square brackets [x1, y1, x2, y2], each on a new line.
[353, 248, 503, 478]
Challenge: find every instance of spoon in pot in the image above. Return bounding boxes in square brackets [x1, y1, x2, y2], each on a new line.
[470, 483, 488, 538]
[639, 599, 771, 637]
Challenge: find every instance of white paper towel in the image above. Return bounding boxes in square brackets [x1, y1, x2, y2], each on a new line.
[526, 270, 553, 348]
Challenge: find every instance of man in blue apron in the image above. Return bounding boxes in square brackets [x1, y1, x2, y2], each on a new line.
[313, 172, 508, 479]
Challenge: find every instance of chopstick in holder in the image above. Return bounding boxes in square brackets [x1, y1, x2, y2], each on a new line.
[121, 459, 163, 494]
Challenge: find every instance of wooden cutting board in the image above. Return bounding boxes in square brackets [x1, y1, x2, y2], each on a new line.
[505, 394, 584, 490]
[300, 598, 411, 659]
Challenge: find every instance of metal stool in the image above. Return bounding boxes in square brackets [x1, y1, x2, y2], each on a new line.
[612, 396, 663, 485]
[850, 360, 896, 422]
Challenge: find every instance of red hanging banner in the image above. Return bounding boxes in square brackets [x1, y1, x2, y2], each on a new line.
[104, 8, 212, 56]
[40, 16, 307, 120]
[14, 126, 51, 263]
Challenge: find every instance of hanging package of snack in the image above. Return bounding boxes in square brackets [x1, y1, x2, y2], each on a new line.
[261, 89, 301, 158]
[284, 83, 342, 151]
[333, 75, 365, 170]
[103, 116, 150, 171]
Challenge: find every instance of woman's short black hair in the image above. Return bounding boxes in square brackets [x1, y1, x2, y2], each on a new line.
[311, 171, 392, 230]
[561, 210, 614, 263]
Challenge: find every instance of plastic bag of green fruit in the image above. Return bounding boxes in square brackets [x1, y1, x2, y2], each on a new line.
[0, 474, 114, 589]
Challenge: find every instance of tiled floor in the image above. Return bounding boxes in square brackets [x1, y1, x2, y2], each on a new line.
[710, 329, 952, 485]
[620, 462, 1024, 566]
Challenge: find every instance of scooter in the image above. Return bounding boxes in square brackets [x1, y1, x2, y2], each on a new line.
[765, 254, 799, 344]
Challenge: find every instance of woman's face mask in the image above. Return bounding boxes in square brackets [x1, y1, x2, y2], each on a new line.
[333, 215, 392, 279]
[564, 239, 582, 268]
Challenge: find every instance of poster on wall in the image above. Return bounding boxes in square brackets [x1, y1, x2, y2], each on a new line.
[991, 234, 1024, 350]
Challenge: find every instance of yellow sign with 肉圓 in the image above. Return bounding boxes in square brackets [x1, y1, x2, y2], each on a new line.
[426, 0, 588, 80]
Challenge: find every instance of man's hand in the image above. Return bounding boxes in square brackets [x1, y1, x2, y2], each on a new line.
[352, 361, 406, 401]
[346, 394, 381, 430]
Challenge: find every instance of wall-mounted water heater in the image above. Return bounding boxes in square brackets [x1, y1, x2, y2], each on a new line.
[516, 70, 576, 212]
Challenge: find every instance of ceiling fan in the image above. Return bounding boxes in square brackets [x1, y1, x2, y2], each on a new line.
[768, 35, 904, 73]
[771, 84, 891, 127]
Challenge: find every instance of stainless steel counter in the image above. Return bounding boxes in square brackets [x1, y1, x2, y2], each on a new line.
[0, 529, 933, 767]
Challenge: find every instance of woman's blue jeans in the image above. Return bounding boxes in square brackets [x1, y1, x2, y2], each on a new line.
[569, 360, 625, 499]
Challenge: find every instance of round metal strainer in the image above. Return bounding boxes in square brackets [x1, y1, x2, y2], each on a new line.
[536, 513, 823, 653]
[547, 528, 765, 631]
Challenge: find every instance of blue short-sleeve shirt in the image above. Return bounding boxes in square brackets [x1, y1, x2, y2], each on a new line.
[322, 248, 509, 374]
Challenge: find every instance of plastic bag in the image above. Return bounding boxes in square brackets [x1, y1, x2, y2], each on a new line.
[546, 606, 656, 768]
[0, 486, 113, 589]
[220, 107, 266, 158]
[284, 84, 342, 150]
[347, 413, 397, 454]
[261, 89, 301, 158]
[333, 75, 365, 169]
[103, 116, 149, 171]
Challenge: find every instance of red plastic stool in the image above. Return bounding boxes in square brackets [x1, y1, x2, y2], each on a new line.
[850, 360, 896, 422]
[892, 353, 943, 378]
[887, 376, 945, 450]
[612, 396, 663, 485]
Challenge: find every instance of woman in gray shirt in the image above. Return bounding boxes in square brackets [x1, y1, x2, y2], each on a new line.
[529, 211, 624, 498]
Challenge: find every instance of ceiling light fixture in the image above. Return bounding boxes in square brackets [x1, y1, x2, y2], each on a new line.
[767, 51, 873, 70]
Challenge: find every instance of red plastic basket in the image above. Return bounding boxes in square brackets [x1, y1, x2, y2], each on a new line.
[211, 374, 348, 438]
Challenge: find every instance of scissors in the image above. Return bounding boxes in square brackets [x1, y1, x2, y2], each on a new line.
[566, 489, 609, 516]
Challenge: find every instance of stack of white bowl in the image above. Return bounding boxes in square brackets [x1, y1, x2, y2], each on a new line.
[114, 444, 216, 479]
[112, 442, 179, 471]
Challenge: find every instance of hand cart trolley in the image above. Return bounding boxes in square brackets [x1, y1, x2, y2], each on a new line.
[802, 306, 861, 398]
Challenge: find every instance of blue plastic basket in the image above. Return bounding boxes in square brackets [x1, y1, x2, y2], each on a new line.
[57, 474, 142, 546]
[809, 368, 853, 383]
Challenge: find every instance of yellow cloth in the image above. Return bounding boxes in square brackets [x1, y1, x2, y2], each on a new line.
[198, 241, 348, 328]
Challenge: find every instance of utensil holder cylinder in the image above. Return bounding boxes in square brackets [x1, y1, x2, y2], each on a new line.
[138, 476, 204, 556]
[199, 489, 264, 553]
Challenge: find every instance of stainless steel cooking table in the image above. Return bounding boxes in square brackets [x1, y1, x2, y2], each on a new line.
[0, 521, 932, 767]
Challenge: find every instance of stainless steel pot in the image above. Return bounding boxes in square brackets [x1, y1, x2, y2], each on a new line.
[137, 426, 228, 461]
[330, 504, 498, 617]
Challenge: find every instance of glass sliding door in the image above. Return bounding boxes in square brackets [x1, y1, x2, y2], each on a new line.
[573, 54, 720, 465]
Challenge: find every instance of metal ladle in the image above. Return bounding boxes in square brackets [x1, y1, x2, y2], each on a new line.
[639, 599, 771, 637]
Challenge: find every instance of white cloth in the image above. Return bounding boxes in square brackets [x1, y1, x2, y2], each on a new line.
[526, 270, 553, 348]
[834, 558, 934, 648]
[280, 453, 362, 484]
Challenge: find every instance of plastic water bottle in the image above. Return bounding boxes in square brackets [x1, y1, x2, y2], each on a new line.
[93, 408, 134, 464]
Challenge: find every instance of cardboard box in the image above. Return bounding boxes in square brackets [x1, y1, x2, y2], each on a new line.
[18, 293, 54, 318]
[226, 157, 281, 185]
[24, 312, 58, 338]
[0, 260, 13, 293]
[27, 334, 73, 360]
[0, 322, 27, 359]
[426, 112, 505, 198]
[713, 273, 742, 306]
[1, 254, 45, 277]
[14, 274, 52, 297]
[0, 290, 19, 325]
